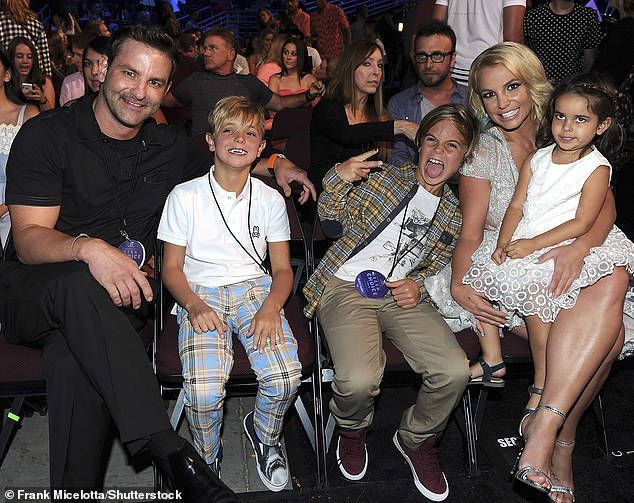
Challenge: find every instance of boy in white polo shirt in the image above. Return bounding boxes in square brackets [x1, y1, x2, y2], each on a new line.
[157, 96, 302, 492]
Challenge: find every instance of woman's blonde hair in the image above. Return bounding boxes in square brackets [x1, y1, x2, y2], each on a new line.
[263, 35, 287, 66]
[1, 0, 37, 24]
[208, 96, 266, 140]
[468, 42, 552, 129]
[325, 40, 388, 121]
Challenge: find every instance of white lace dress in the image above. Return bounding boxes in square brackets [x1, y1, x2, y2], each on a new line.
[0, 105, 26, 248]
[463, 144, 634, 323]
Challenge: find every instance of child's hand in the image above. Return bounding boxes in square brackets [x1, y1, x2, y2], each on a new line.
[504, 238, 536, 259]
[491, 246, 507, 264]
[385, 279, 420, 309]
[247, 301, 285, 353]
[334, 149, 383, 183]
[187, 299, 226, 336]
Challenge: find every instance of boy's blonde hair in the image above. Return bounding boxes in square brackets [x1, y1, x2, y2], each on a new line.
[207, 96, 266, 139]
[415, 104, 480, 163]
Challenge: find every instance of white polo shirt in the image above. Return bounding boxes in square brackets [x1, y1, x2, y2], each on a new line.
[158, 167, 290, 288]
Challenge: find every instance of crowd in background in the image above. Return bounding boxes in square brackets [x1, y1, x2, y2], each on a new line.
[1, 1, 631, 129]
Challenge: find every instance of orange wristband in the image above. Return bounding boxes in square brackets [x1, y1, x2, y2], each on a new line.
[267, 153, 286, 175]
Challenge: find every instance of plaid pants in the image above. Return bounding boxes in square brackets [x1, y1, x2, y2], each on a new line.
[177, 276, 301, 463]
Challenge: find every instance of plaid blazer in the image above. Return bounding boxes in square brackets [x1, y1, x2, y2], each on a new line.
[0, 13, 53, 77]
[303, 162, 462, 318]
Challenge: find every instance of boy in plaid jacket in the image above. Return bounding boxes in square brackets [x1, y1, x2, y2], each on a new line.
[304, 105, 477, 502]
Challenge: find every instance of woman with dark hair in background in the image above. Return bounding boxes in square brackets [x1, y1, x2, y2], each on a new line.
[0, 44, 39, 249]
[80, 35, 110, 96]
[310, 40, 418, 192]
[8, 36, 55, 111]
[157, 0, 181, 39]
[0, 0, 54, 80]
[268, 37, 317, 97]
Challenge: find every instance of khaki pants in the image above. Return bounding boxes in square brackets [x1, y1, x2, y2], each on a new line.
[317, 277, 469, 449]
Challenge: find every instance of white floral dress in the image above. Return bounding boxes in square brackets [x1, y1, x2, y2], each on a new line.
[0, 105, 26, 248]
[463, 144, 634, 324]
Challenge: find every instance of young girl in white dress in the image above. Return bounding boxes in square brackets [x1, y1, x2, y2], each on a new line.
[463, 73, 634, 396]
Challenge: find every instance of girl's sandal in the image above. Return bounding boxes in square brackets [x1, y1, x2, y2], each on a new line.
[468, 358, 506, 388]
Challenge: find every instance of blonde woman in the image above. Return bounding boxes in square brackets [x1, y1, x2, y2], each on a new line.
[256, 35, 286, 87]
[432, 43, 629, 503]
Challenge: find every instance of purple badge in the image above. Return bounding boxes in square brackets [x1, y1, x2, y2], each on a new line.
[118, 239, 146, 268]
[355, 270, 388, 298]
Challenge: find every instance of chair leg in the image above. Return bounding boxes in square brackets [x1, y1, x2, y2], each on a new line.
[592, 393, 610, 459]
[311, 336, 329, 490]
[293, 392, 316, 452]
[170, 389, 186, 431]
[454, 387, 489, 476]
[325, 414, 336, 454]
[0, 396, 26, 468]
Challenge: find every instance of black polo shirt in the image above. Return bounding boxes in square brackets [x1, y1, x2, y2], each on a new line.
[5, 95, 209, 259]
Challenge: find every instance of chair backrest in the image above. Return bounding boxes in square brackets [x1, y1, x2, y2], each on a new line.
[0, 335, 44, 397]
[283, 130, 311, 173]
[269, 108, 312, 172]
[155, 296, 314, 388]
[252, 174, 307, 247]
[268, 108, 313, 142]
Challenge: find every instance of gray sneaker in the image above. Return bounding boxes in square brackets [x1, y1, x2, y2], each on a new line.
[243, 410, 289, 492]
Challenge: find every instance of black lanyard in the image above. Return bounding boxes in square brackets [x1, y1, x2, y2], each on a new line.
[207, 172, 270, 275]
[100, 138, 144, 241]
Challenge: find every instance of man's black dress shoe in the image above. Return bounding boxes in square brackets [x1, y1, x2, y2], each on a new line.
[154, 441, 240, 503]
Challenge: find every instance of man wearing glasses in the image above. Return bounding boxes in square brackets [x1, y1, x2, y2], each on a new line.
[388, 21, 468, 167]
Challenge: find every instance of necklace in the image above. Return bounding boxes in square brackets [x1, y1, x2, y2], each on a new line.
[207, 171, 269, 275]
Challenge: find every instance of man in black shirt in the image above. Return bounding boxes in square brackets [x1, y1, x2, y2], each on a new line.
[0, 25, 310, 500]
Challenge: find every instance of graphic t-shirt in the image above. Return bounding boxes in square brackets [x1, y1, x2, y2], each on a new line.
[335, 185, 440, 282]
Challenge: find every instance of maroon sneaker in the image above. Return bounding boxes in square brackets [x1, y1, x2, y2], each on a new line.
[336, 428, 368, 480]
[393, 431, 449, 502]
